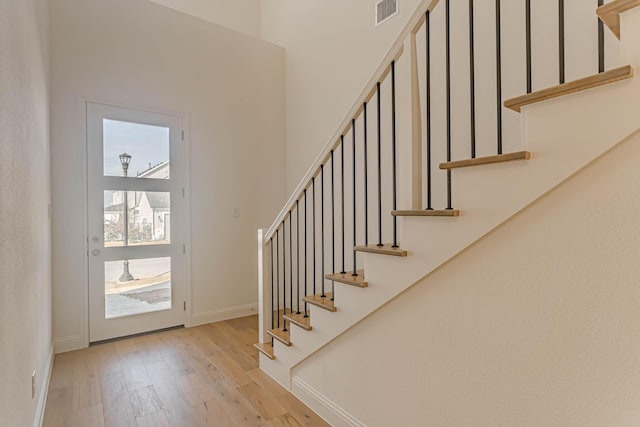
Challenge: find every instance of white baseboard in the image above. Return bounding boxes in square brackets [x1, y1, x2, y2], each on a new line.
[191, 303, 258, 326]
[33, 345, 54, 427]
[292, 376, 366, 427]
[53, 335, 83, 354]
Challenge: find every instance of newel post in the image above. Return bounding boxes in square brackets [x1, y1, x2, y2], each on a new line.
[257, 229, 271, 344]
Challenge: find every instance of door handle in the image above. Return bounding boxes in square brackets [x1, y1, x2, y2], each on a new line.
[91, 249, 100, 256]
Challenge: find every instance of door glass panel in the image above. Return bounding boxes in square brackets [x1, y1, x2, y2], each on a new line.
[103, 119, 170, 179]
[104, 191, 170, 247]
[105, 257, 172, 319]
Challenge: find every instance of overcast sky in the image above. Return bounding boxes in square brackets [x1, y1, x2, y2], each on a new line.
[103, 119, 170, 177]
[103, 119, 170, 206]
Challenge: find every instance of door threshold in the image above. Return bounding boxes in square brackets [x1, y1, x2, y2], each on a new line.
[90, 324, 184, 346]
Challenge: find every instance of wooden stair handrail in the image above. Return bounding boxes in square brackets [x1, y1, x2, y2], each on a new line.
[264, 0, 442, 241]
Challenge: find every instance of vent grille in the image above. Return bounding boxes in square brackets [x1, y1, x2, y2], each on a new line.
[376, 0, 398, 26]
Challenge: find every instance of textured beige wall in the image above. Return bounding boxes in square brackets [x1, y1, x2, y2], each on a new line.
[50, 0, 285, 349]
[294, 131, 640, 426]
[146, 0, 261, 37]
[0, 0, 52, 425]
[260, 0, 421, 193]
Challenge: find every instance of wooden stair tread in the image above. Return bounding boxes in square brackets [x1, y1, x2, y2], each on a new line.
[440, 151, 531, 170]
[325, 270, 368, 287]
[266, 328, 292, 346]
[253, 342, 275, 360]
[354, 244, 407, 257]
[303, 293, 337, 312]
[597, 0, 640, 39]
[283, 312, 312, 330]
[504, 65, 634, 113]
[392, 209, 459, 217]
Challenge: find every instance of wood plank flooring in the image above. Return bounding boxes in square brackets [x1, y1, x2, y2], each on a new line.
[42, 316, 329, 427]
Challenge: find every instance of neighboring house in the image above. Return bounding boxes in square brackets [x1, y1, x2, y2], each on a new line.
[105, 161, 170, 243]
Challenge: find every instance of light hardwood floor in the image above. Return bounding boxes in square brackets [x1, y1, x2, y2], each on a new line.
[42, 316, 329, 427]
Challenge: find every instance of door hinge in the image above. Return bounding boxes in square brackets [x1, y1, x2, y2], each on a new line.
[182, 243, 186, 254]
[182, 187, 185, 198]
[183, 301, 186, 311]
[181, 130, 184, 141]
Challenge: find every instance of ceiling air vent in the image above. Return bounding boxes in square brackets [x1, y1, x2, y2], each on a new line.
[376, 0, 398, 26]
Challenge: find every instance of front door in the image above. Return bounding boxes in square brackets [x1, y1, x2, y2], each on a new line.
[87, 102, 186, 342]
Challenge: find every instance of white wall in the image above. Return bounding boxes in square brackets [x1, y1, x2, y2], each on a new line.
[146, 0, 261, 38]
[50, 0, 286, 350]
[0, 0, 53, 426]
[261, 0, 421, 193]
[293, 131, 640, 426]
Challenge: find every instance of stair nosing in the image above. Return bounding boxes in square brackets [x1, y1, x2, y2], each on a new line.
[597, 0, 640, 39]
[504, 65, 634, 113]
[354, 244, 408, 257]
[266, 328, 292, 346]
[253, 342, 276, 360]
[439, 151, 531, 170]
[303, 293, 337, 312]
[392, 209, 460, 217]
[283, 312, 313, 331]
[325, 270, 368, 287]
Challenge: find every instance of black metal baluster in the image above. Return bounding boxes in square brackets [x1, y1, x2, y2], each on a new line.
[276, 229, 280, 329]
[445, 2, 453, 210]
[340, 140, 346, 274]
[321, 164, 326, 298]
[331, 150, 335, 300]
[352, 118, 359, 274]
[426, 11, 433, 210]
[282, 221, 287, 331]
[598, 0, 605, 73]
[559, 0, 565, 84]
[296, 200, 300, 314]
[469, 0, 477, 158]
[304, 189, 308, 317]
[289, 211, 293, 316]
[312, 176, 317, 296]
[270, 237, 274, 342]
[363, 102, 369, 244]
[377, 82, 383, 247]
[496, 0, 503, 154]
[391, 61, 399, 245]
[526, 0, 532, 93]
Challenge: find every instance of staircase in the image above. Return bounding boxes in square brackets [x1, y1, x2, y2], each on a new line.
[254, 0, 640, 424]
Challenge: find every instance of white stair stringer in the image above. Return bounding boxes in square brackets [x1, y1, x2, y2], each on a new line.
[260, 5, 640, 396]
[263, 88, 640, 392]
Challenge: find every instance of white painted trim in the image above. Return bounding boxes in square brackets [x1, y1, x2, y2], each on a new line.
[183, 114, 193, 328]
[79, 97, 90, 350]
[257, 229, 266, 343]
[54, 335, 83, 354]
[292, 376, 366, 427]
[79, 97, 191, 341]
[33, 345, 54, 427]
[190, 303, 258, 326]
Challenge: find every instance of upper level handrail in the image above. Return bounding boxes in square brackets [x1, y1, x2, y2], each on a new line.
[265, 0, 442, 241]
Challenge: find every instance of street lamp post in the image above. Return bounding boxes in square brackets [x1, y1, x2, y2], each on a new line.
[119, 153, 134, 282]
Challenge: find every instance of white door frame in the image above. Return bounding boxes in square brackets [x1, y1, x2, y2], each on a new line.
[79, 98, 192, 347]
